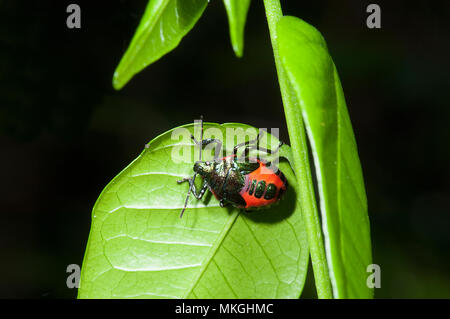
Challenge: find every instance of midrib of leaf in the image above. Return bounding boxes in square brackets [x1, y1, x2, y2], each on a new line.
[301, 104, 339, 298]
[183, 211, 239, 298]
[334, 78, 342, 298]
[242, 217, 280, 282]
[335, 71, 344, 298]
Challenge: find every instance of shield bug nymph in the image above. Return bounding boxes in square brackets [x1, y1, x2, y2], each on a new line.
[177, 118, 288, 218]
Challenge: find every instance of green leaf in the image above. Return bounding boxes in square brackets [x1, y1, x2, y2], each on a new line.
[262, 0, 332, 298]
[78, 122, 309, 298]
[277, 16, 373, 298]
[113, 0, 208, 90]
[222, 0, 251, 57]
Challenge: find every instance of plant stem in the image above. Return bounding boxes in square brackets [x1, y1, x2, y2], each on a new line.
[262, 0, 333, 299]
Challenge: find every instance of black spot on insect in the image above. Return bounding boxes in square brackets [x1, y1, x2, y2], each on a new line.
[254, 181, 266, 198]
[264, 183, 277, 200]
[248, 179, 257, 195]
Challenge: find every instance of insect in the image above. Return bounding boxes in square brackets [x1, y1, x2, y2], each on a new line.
[177, 118, 288, 218]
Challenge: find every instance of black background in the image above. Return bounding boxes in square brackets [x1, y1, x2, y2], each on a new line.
[1, 0, 449, 298]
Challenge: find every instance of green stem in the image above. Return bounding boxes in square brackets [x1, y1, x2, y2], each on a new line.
[262, 0, 333, 299]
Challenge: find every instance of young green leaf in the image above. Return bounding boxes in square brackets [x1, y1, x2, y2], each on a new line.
[277, 16, 373, 298]
[263, 0, 332, 299]
[222, 0, 251, 57]
[113, 0, 208, 90]
[78, 122, 309, 298]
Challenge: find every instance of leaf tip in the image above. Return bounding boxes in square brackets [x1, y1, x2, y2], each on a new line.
[112, 70, 125, 90]
[232, 43, 244, 58]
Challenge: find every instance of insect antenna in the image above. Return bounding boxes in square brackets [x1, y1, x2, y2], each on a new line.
[179, 116, 204, 218]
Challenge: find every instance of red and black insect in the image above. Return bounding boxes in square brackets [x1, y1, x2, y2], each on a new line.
[177, 118, 288, 217]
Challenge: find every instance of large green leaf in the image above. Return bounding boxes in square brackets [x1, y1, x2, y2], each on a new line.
[277, 16, 373, 298]
[78, 122, 309, 298]
[113, 0, 208, 90]
[222, 0, 251, 57]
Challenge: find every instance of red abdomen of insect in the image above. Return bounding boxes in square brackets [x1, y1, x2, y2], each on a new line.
[240, 161, 288, 209]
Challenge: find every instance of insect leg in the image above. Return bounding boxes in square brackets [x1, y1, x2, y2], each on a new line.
[191, 180, 208, 199]
[237, 141, 284, 163]
[178, 174, 197, 218]
[190, 135, 223, 160]
[177, 176, 209, 218]
[251, 141, 284, 154]
[233, 132, 264, 157]
[205, 139, 223, 159]
[177, 176, 203, 195]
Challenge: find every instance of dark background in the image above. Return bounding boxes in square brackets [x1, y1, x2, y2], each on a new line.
[1, 0, 449, 298]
